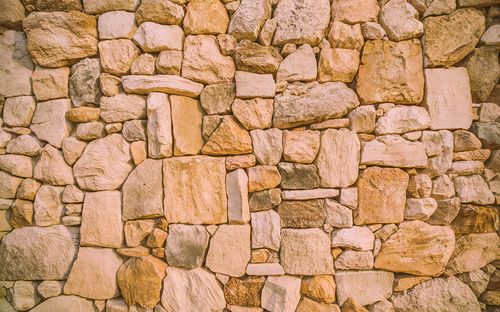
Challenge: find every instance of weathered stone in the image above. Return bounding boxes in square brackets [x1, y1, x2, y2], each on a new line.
[69, 58, 102, 106]
[163, 156, 227, 224]
[375, 106, 430, 135]
[156, 50, 182, 75]
[467, 48, 500, 102]
[454, 175, 495, 205]
[122, 74, 204, 97]
[228, 0, 271, 41]
[318, 48, 360, 83]
[9, 199, 33, 228]
[282, 130, 320, 164]
[235, 71, 275, 99]
[124, 219, 154, 247]
[348, 106, 376, 133]
[423, 8, 485, 67]
[331, 0, 379, 23]
[278, 199, 325, 228]
[300, 275, 336, 305]
[33, 185, 64, 226]
[325, 199, 353, 228]
[341, 298, 368, 312]
[3, 96, 35, 128]
[105, 298, 128, 312]
[361, 135, 427, 168]
[98, 39, 140, 76]
[250, 129, 282, 166]
[357, 39, 424, 104]
[391, 276, 480, 312]
[235, 40, 282, 74]
[380, 0, 423, 41]
[117, 256, 167, 309]
[0, 154, 32, 178]
[32, 67, 69, 101]
[30, 295, 94, 312]
[328, 21, 364, 51]
[34, 145, 73, 186]
[122, 120, 146, 142]
[203, 115, 223, 140]
[277, 163, 319, 190]
[273, 82, 359, 129]
[15, 178, 40, 201]
[165, 224, 209, 268]
[100, 94, 146, 123]
[481, 24, 500, 45]
[0, 225, 77, 280]
[61, 137, 87, 166]
[182, 35, 235, 84]
[451, 204, 499, 235]
[202, 116, 253, 155]
[6, 135, 41, 157]
[232, 98, 273, 130]
[62, 185, 84, 204]
[336, 250, 374, 270]
[280, 228, 333, 275]
[445, 233, 499, 275]
[281, 189, 339, 200]
[224, 276, 265, 307]
[0, 0, 24, 28]
[74, 121, 104, 141]
[479, 102, 500, 122]
[161, 267, 226, 312]
[331, 226, 374, 251]
[248, 165, 281, 192]
[74, 134, 133, 191]
[335, 271, 393, 306]
[375, 221, 455, 276]
[225, 155, 256, 171]
[98, 11, 137, 39]
[361, 22, 386, 40]
[145, 93, 172, 158]
[277, 44, 317, 83]
[136, 0, 184, 25]
[7, 281, 38, 311]
[171, 95, 204, 156]
[431, 174, 455, 199]
[404, 198, 438, 220]
[130, 53, 156, 74]
[30, 99, 72, 148]
[273, 0, 330, 46]
[457, 269, 490, 297]
[200, 83, 235, 115]
[426, 197, 461, 225]
[0, 30, 33, 97]
[251, 210, 280, 251]
[472, 122, 500, 149]
[183, 0, 228, 35]
[227, 169, 250, 224]
[261, 276, 301, 312]
[206, 224, 251, 277]
[65, 107, 100, 123]
[83, 0, 140, 14]
[133, 23, 183, 52]
[37, 281, 63, 300]
[99, 73, 121, 96]
[23, 11, 98, 67]
[64, 247, 122, 299]
[249, 188, 281, 212]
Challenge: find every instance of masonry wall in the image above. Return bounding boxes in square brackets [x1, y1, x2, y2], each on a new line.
[0, 0, 499, 311]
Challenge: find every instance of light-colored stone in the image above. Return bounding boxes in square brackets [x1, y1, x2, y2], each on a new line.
[156, 50, 182, 75]
[34, 185, 64, 226]
[163, 156, 227, 224]
[64, 247, 122, 299]
[206, 224, 251, 277]
[135, 0, 184, 25]
[8, 281, 38, 311]
[227, 169, 250, 224]
[0, 30, 34, 97]
[348, 106, 376, 133]
[380, 0, 423, 41]
[23, 11, 98, 67]
[282, 130, 320, 164]
[124, 220, 154, 247]
[277, 44, 317, 83]
[62, 137, 87, 166]
[273, 0, 330, 46]
[375, 106, 431, 135]
[325, 199, 353, 228]
[361, 135, 427, 168]
[375, 221, 455, 276]
[30, 295, 94, 312]
[0, 0, 24, 28]
[405, 198, 438, 220]
[251, 129, 282, 165]
[235, 40, 282, 74]
[146, 93, 173, 158]
[431, 175, 455, 199]
[98, 39, 140, 76]
[65, 107, 100, 123]
[3, 96, 35, 128]
[301, 275, 336, 305]
[226, 154, 257, 171]
[251, 210, 280, 251]
[0, 225, 77, 280]
[454, 175, 495, 205]
[228, 0, 272, 41]
[74, 134, 133, 191]
[130, 53, 156, 75]
[481, 24, 500, 45]
[200, 83, 235, 115]
[246, 263, 285, 276]
[83, 0, 140, 14]
[273, 82, 359, 129]
[361, 22, 386, 40]
[0, 154, 32, 178]
[165, 224, 209, 268]
[331, 226, 374, 251]
[122, 75, 204, 97]
[467, 48, 500, 103]
[33, 145, 73, 186]
[202, 116, 253, 155]
[261, 275, 301, 312]
[161, 267, 226, 312]
[335, 271, 394, 306]
[37, 281, 63, 300]
[247, 165, 281, 192]
[133, 22, 183, 52]
[318, 48, 360, 83]
[98, 11, 136, 39]
[30, 99, 72, 148]
[184, 0, 229, 35]
[232, 98, 273, 130]
[335, 250, 374, 270]
[445, 233, 499, 275]
[235, 71, 275, 99]
[171, 95, 204, 156]
[32, 67, 69, 101]
[281, 189, 339, 200]
[331, 0, 380, 23]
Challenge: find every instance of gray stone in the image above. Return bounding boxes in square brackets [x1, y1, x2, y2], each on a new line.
[277, 162, 320, 190]
[0, 30, 34, 97]
[69, 58, 102, 106]
[466, 47, 499, 102]
[165, 224, 209, 269]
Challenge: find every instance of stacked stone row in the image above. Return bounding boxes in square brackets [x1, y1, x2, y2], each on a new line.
[0, 0, 499, 311]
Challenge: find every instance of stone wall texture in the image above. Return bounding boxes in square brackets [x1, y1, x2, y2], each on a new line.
[0, 0, 499, 311]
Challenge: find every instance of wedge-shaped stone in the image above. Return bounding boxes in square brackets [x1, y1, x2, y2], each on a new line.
[206, 224, 251, 277]
[228, 0, 272, 41]
[375, 106, 431, 135]
[375, 221, 455, 276]
[34, 145, 73, 186]
[163, 156, 227, 224]
[202, 116, 253, 155]
[22, 11, 98, 67]
[423, 8, 485, 67]
[0, 30, 34, 97]
[0, 225, 77, 280]
[81, 191, 123, 248]
[161, 267, 226, 312]
[391, 276, 480, 312]
[277, 44, 317, 83]
[315, 128, 360, 188]
[30, 296, 94, 312]
[30, 99, 72, 148]
[117, 256, 167, 309]
[361, 135, 427, 168]
[73, 134, 133, 191]
[280, 228, 334, 275]
[335, 270, 394, 306]
[445, 233, 499, 275]
[64, 247, 122, 300]
[122, 75, 204, 97]
[273, 0, 330, 46]
[273, 82, 359, 129]
[357, 39, 424, 104]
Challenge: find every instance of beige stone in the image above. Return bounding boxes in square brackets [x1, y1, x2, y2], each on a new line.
[10, 199, 33, 228]
[147, 93, 172, 158]
[0, 154, 32, 178]
[375, 106, 431, 135]
[235, 40, 282, 74]
[184, 0, 229, 35]
[83, 0, 140, 14]
[6, 135, 41, 157]
[335, 271, 393, 306]
[248, 165, 281, 192]
[445, 233, 499, 275]
[328, 21, 364, 51]
[251, 129, 282, 165]
[34, 145, 74, 186]
[331, 0, 380, 23]
[251, 210, 280, 251]
[379, 0, 423, 41]
[130, 141, 147, 165]
[226, 154, 257, 171]
[98, 39, 140, 76]
[301, 275, 336, 304]
[277, 44, 317, 82]
[206, 224, 251, 277]
[30, 99, 72, 148]
[319, 48, 359, 83]
[357, 39, 424, 104]
[331, 226, 374, 251]
[98, 11, 136, 39]
[202, 116, 253, 155]
[64, 247, 122, 299]
[0, 0, 24, 28]
[61, 137, 87, 166]
[23, 11, 98, 67]
[100, 94, 146, 123]
[130, 53, 156, 75]
[235, 71, 275, 99]
[0, 30, 34, 97]
[135, 0, 184, 25]
[361, 135, 427, 168]
[100, 73, 122, 96]
[133, 23, 183, 52]
[454, 175, 495, 205]
[37, 281, 63, 300]
[200, 82, 235, 115]
[3, 96, 35, 128]
[261, 276, 301, 312]
[117, 256, 167, 309]
[228, 0, 272, 41]
[32, 67, 69, 101]
[156, 50, 182, 75]
[355, 167, 409, 224]
[30, 296, 94, 312]
[65, 107, 100, 123]
[361, 22, 386, 40]
[282, 130, 320, 164]
[124, 220, 154, 247]
[232, 98, 273, 130]
[33, 185, 64, 226]
[163, 156, 227, 224]
[227, 169, 250, 224]
[171, 95, 204, 156]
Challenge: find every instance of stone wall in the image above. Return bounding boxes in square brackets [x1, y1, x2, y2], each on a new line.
[0, 0, 499, 311]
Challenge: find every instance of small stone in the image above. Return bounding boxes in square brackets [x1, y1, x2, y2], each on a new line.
[165, 224, 209, 268]
[467, 48, 500, 102]
[379, 0, 423, 41]
[75, 121, 104, 141]
[99, 73, 122, 96]
[34, 145, 74, 186]
[183, 0, 228, 35]
[328, 21, 364, 51]
[226, 169, 250, 224]
[249, 188, 281, 212]
[318, 48, 360, 83]
[3, 96, 35, 128]
[0, 154, 32, 178]
[130, 53, 156, 75]
[135, 0, 184, 25]
[331, 226, 374, 251]
[6, 135, 41, 157]
[228, 0, 272, 41]
[340, 187, 358, 209]
[361, 22, 386, 40]
[133, 23, 183, 52]
[8, 281, 38, 311]
[146, 93, 173, 159]
[83, 0, 140, 14]
[431, 175, 455, 200]
[156, 50, 182, 75]
[10, 199, 34, 228]
[226, 154, 257, 170]
[426, 197, 461, 225]
[64, 247, 122, 299]
[0, 0, 24, 28]
[235, 40, 282, 74]
[375, 106, 430, 135]
[117, 256, 167, 309]
[479, 102, 500, 122]
[261, 276, 301, 312]
[278, 199, 325, 228]
[348, 106, 376, 134]
[325, 199, 353, 228]
[481, 24, 500, 45]
[246, 263, 285, 276]
[122, 120, 146, 142]
[335, 250, 374, 270]
[100, 94, 146, 123]
[455, 130, 482, 152]
[33, 185, 64, 226]
[200, 83, 235, 115]
[258, 18, 277, 46]
[472, 122, 500, 149]
[206, 224, 251, 277]
[202, 116, 253, 156]
[404, 198, 438, 220]
[117, 246, 149, 258]
[277, 44, 317, 83]
[203, 115, 224, 140]
[37, 281, 62, 300]
[247, 165, 281, 192]
[98, 39, 140, 76]
[281, 189, 339, 200]
[171, 95, 204, 156]
[65, 107, 100, 123]
[282, 130, 320, 164]
[449, 160, 484, 176]
[235, 71, 275, 99]
[301, 275, 336, 304]
[277, 163, 320, 190]
[454, 175, 495, 205]
[250, 129, 282, 165]
[29, 295, 94, 312]
[335, 271, 393, 306]
[232, 98, 273, 130]
[98, 11, 136, 39]
[251, 210, 280, 251]
[32, 67, 69, 101]
[224, 276, 265, 307]
[130, 141, 147, 165]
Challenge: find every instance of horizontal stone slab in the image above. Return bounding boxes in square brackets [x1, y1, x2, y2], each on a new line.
[281, 188, 339, 200]
[122, 75, 204, 98]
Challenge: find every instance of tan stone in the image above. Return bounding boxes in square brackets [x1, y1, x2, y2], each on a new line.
[357, 39, 424, 104]
[235, 71, 275, 99]
[328, 21, 364, 51]
[130, 141, 147, 165]
[135, 0, 184, 25]
[163, 156, 227, 224]
[226, 154, 257, 170]
[171, 95, 204, 156]
[423, 8, 486, 67]
[83, 0, 140, 14]
[355, 167, 409, 225]
[228, 0, 271, 41]
[227, 169, 250, 224]
[202, 116, 253, 155]
[301, 275, 336, 304]
[61, 137, 86, 166]
[117, 256, 167, 309]
[145, 94, 170, 159]
[200, 82, 235, 115]
[0, 154, 32, 178]
[100, 73, 122, 96]
[251, 129, 282, 166]
[64, 247, 122, 299]
[334, 271, 393, 306]
[130, 53, 156, 75]
[361, 135, 427, 168]
[261, 275, 301, 312]
[3, 96, 35, 128]
[235, 40, 282, 74]
[331, 0, 380, 23]
[379, 0, 423, 41]
[248, 165, 281, 192]
[224, 276, 265, 307]
[445, 233, 499, 275]
[0, 0, 24, 28]
[393, 275, 432, 292]
[133, 23, 183, 52]
[6, 135, 42, 157]
[277, 44, 317, 83]
[0, 30, 34, 97]
[34, 185, 64, 226]
[98, 39, 140, 76]
[23, 11, 98, 67]
[32, 67, 69, 101]
[10, 199, 33, 228]
[319, 48, 360, 83]
[155, 50, 182, 75]
[282, 130, 320, 164]
[34, 145, 74, 186]
[184, 0, 229, 35]
[30, 99, 72, 148]
[65, 107, 100, 123]
[375, 106, 431, 135]
[29, 295, 94, 312]
[124, 220, 154, 247]
[165, 224, 209, 268]
[454, 175, 495, 205]
[232, 98, 273, 130]
[97, 11, 136, 40]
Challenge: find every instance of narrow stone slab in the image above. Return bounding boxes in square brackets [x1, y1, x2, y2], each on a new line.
[281, 189, 339, 200]
[122, 75, 204, 97]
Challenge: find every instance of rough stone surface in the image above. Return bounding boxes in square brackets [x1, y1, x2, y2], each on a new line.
[379, 0, 423, 41]
[0, 30, 34, 97]
[361, 135, 427, 168]
[277, 44, 317, 83]
[30, 296, 94, 312]
[30, 99, 72, 148]
[165, 224, 209, 268]
[261, 275, 301, 312]
[32, 67, 69, 101]
[335, 271, 394, 306]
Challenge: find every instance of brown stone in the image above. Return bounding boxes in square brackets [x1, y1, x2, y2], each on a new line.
[235, 40, 283, 74]
[202, 116, 253, 156]
[183, 0, 229, 35]
[450, 205, 499, 235]
[278, 199, 325, 228]
[232, 98, 274, 130]
[301, 275, 336, 304]
[248, 165, 281, 192]
[171, 96, 204, 156]
[224, 276, 265, 307]
[136, 0, 184, 25]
